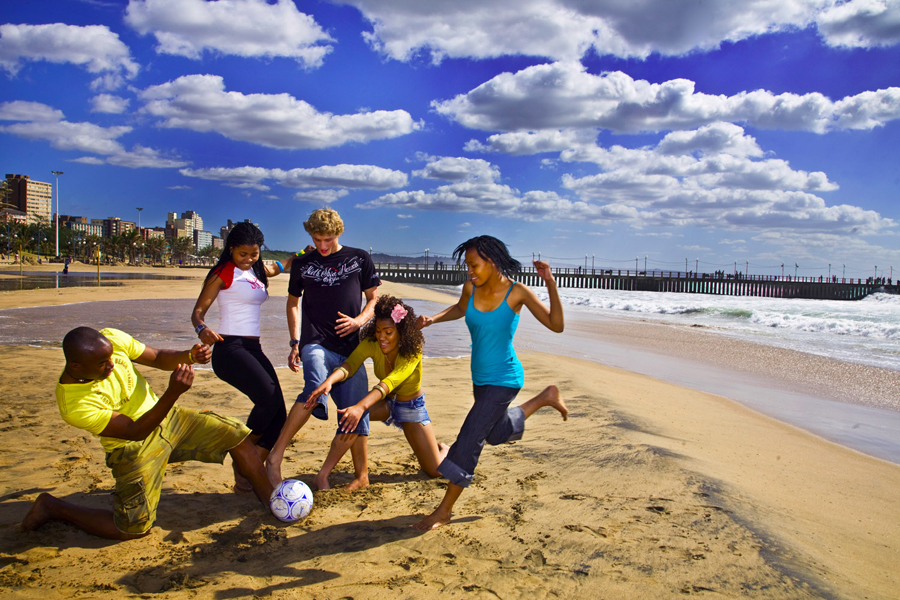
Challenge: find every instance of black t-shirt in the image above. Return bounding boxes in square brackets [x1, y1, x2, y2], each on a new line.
[288, 246, 381, 357]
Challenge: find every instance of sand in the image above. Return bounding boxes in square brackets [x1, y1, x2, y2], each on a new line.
[1, 264, 899, 599]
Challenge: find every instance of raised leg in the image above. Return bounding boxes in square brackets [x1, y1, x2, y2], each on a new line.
[518, 385, 567, 420]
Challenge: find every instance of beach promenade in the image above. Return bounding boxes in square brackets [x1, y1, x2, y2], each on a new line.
[0, 263, 898, 599]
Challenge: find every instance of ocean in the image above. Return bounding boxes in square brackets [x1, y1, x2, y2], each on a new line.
[535, 287, 900, 372]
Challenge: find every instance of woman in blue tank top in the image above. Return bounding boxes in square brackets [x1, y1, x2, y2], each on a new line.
[413, 235, 567, 531]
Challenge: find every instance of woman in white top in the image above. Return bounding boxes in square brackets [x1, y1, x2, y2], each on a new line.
[191, 222, 291, 491]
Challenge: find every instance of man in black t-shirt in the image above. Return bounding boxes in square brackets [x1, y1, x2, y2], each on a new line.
[265, 208, 380, 492]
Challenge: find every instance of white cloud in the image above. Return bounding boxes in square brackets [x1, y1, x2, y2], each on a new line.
[341, 0, 830, 62]
[0, 101, 186, 168]
[357, 151, 892, 236]
[0, 23, 138, 89]
[180, 164, 408, 190]
[141, 74, 422, 149]
[397, 214, 413, 218]
[0, 100, 64, 122]
[294, 189, 350, 203]
[90, 94, 130, 114]
[816, 0, 900, 48]
[413, 156, 499, 183]
[125, 0, 333, 67]
[435, 62, 900, 134]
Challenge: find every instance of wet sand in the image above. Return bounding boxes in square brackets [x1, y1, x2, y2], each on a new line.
[0, 264, 898, 599]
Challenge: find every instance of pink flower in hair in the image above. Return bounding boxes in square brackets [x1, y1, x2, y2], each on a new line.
[391, 304, 408, 324]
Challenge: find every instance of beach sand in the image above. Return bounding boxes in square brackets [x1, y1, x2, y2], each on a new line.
[1, 264, 898, 599]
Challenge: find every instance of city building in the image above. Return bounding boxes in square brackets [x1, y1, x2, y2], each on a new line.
[91, 217, 135, 238]
[5, 174, 52, 223]
[220, 218, 258, 240]
[60, 215, 103, 237]
[194, 229, 212, 251]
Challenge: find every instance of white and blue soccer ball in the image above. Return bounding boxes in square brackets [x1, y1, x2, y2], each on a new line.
[269, 479, 313, 523]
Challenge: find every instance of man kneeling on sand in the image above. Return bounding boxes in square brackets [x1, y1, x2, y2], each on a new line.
[21, 327, 274, 540]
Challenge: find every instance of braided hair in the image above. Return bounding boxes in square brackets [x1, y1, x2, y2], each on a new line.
[205, 222, 269, 288]
[452, 235, 521, 278]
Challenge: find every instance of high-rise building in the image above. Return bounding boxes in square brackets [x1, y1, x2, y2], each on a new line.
[5, 174, 52, 223]
[194, 229, 212, 251]
[91, 217, 135, 238]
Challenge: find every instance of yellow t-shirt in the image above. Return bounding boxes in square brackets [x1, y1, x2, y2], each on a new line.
[344, 338, 422, 398]
[55, 328, 158, 452]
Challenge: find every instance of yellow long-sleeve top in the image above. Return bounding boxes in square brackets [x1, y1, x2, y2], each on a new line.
[344, 338, 422, 398]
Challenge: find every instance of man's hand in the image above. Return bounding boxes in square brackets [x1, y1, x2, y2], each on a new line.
[167, 364, 194, 397]
[191, 343, 212, 364]
[288, 345, 301, 373]
[416, 315, 433, 330]
[335, 311, 361, 337]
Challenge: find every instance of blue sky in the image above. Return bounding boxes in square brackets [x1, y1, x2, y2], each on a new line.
[1, 0, 899, 278]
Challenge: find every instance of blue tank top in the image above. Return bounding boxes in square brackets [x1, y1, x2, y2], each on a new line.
[466, 284, 524, 388]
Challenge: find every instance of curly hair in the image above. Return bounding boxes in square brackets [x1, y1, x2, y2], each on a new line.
[359, 295, 424, 358]
[303, 208, 344, 237]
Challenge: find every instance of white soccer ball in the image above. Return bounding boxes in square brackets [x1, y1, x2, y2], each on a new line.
[269, 479, 313, 523]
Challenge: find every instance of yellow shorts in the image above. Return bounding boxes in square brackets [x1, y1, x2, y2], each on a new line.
[104, 405, 250, 534]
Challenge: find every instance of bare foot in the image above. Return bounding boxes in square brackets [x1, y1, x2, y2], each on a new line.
[543, 385, 568, 421]
[265, 456, 284, 487]
[312, 473, 331, 491]
[233, 467, 253, 494]
[346, 473, 369, 492]
[412, 507, 451, 531]
[20, 493, 52, 532]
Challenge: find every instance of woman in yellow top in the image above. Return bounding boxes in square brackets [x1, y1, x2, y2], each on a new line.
[306, 295, 448, 490]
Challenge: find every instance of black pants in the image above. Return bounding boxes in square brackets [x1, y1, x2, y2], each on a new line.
[212, 336, 286, 450]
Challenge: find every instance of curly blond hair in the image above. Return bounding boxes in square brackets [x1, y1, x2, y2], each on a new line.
[303, 208, 344, 237]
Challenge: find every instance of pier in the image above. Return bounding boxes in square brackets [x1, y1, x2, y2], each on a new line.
[375, 264, 897, 301]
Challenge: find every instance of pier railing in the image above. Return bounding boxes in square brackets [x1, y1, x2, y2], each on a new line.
[375, 263, 897, 301]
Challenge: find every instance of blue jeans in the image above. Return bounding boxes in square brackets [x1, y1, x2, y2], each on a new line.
[297, 343, 370, 436]
[438, 385, 525, 488]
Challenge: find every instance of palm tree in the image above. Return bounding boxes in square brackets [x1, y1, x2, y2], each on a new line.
[170, 236, 193, 264]
[145, 236, 167, 265]
[122, 228, 143, 264]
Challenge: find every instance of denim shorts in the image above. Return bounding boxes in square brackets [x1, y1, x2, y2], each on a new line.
[383, 394, 431, 430]
[297, 343, 370, 436]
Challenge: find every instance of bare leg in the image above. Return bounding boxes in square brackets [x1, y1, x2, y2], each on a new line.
[346, 435, 369, 492]
[412, 483, 464, 531]
[518, 385, 567, 420]
[233, 433, 263, 493]
[314, 433, 369, 491]
[20, 493, 147, 540]
[265, 401, 314, 486]
[401, 422, 449, 477]
[230, 438, 275, 505]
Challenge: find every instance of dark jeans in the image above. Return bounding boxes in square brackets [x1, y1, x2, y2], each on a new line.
[438, 385, 525, 488]
[212, 336, 287, 450]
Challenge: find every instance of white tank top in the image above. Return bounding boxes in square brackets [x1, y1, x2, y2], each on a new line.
[214, 262, 267, 337]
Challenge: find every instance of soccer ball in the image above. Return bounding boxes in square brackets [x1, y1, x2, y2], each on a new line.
[269, 479, 313, 523]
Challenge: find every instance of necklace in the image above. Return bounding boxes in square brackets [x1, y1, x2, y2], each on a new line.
[64, 368, 91, 384]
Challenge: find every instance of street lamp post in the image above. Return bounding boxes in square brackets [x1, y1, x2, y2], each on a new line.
[425, 248, 429, 268]
[51, 171, 63, 258]
[137, 207, 143, 230]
